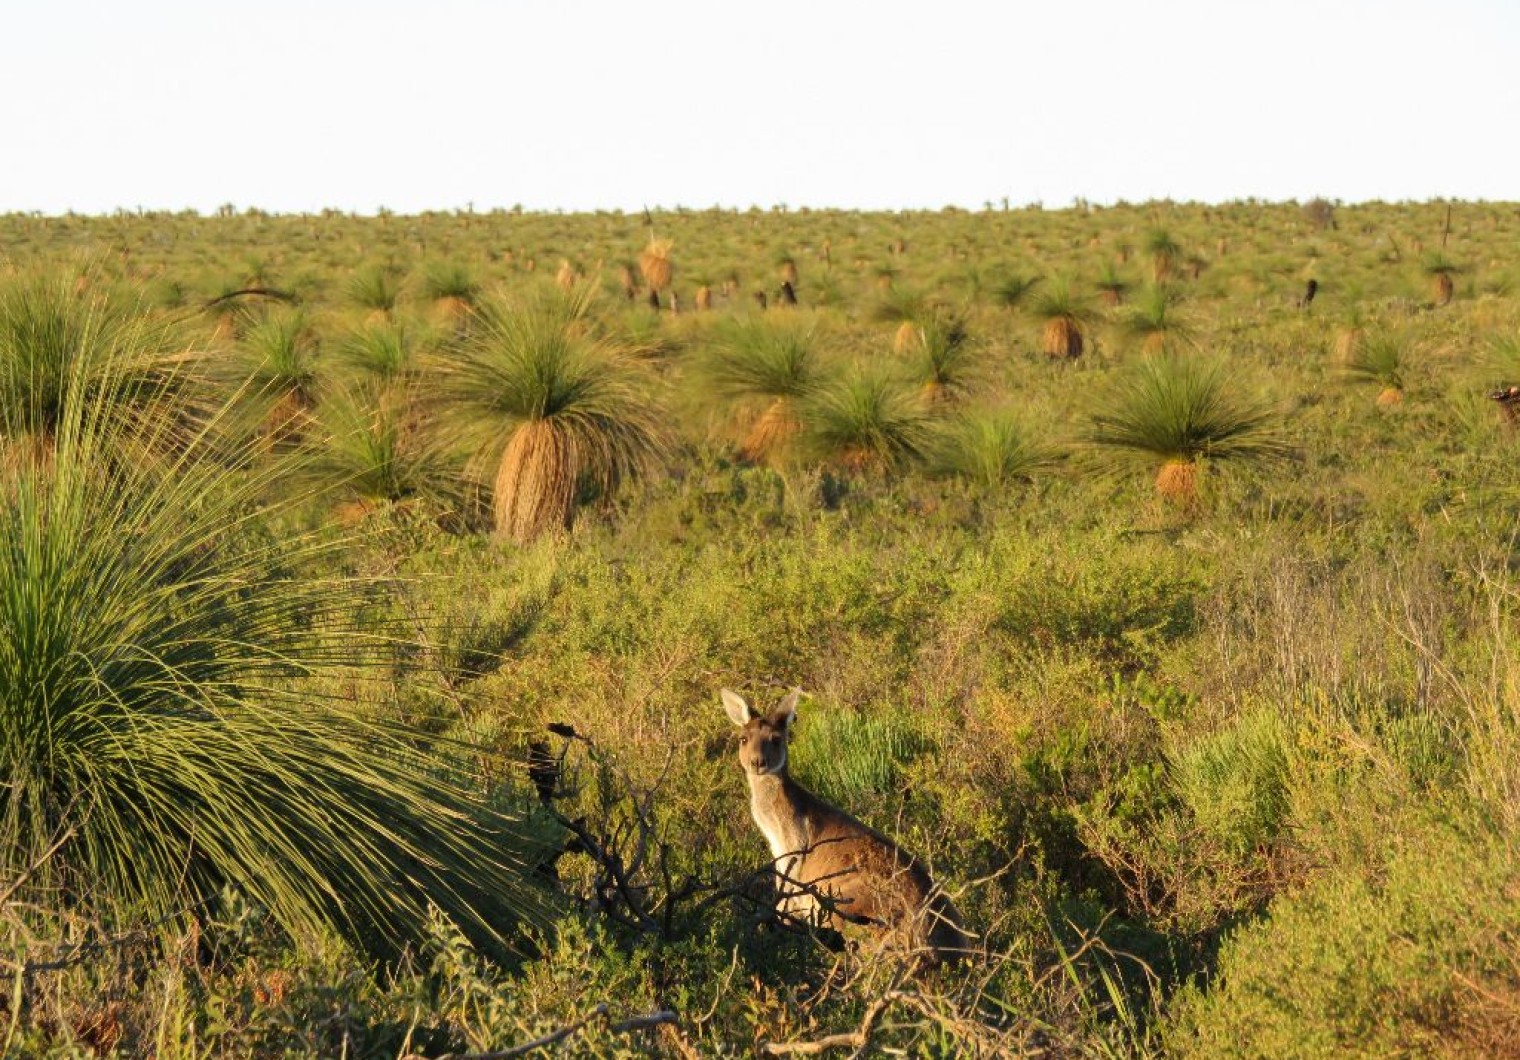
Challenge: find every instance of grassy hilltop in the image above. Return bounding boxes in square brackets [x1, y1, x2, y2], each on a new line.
[2, 199, 1519, 1056]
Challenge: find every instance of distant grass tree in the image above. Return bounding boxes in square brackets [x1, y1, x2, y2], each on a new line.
[1029, 277, 1097, 359]
[337, 317, 423, 386]
[1120, 285, 1196, 355]
[436, 287, 667, 542]
[704, 317, 827, 465]
[348, 264, 403, 315]
[1422, 252, 1463, 307]
[1086, 354, 1292, 504]
[801, 369, 930, 473]
[224, 308, 323, 449]
[1145, 230, 1183, 283]
[1343, 329, 1409, 406]
[910, 310, 980, 405]
[299, 383, 457, 519]
[1095, 262, 1132, 307]
[421, 261, 480, 323]
[931, 408, 1059, 491]
[0, 270, 204, 467]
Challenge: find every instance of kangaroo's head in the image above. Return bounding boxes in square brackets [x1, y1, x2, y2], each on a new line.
[721, 688, 799, 778]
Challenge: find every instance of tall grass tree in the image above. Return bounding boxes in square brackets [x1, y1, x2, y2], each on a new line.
[435, 288, 667, 542]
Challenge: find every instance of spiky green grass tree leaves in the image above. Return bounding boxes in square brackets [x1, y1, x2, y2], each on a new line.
[223, 308, 324, 450]
[1085, 355, 1292, 504]
[931, 409, 1059, 491]
[992, 272, 1042, 311]
[0, 270, 205, 465]
[436, 287, 667, 542]
[337, 316, 424, 385]
[1119, 285, 1196, 355]
[910, 310, 980, 405]
[0, 382, 551, 959]
[1342, 329, 1410, 405]
[299, 382, 458, 519]
[801, 369, 930, 474]
[702, 316, 826, 465]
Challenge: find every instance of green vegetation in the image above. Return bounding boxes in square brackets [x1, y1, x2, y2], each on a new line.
[2, 199, 1519, 1056]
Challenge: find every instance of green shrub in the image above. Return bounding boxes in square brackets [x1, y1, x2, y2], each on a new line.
[1170, 705, 1291, 858]
[1166, 818, 1520, 1058]
[791, 704, 936, 806]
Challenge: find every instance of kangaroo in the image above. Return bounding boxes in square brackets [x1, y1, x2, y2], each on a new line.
[722, 688, 969, 961]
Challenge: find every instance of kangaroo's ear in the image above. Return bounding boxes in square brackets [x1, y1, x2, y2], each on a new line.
[771, 687, 802, 731]
[720, 688, 753, 726]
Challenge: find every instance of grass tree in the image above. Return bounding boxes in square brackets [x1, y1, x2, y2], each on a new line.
[1343, 329, 1409, 406]
[1029, 277, 1097, 359]
[868, 286, 929, 352]
[0, 271, 204, 467]
[1422, 252, 1463, 306]
[299, 383, 456, 520]
[1119, 285, 1196, 354]
[704, 317, 826, 464]
[992, 271, 1042, 311]
[348, 264, 403, 316]
[1094, 261, 1132, 307]
[931, 408, 1058, 491]
[0, 368, 551, 960]
[226, 308, 323, 449]
[1145, 229, 1183, 283]
[421, 261, 480, 322]
[1086, 354, 1291, 505]
[908, 310, 979, 404]
[801, 368, 930, 473]
[337, 316, 424, 386]
[638, 238, 674, 308]
[437, 288, 666, 542]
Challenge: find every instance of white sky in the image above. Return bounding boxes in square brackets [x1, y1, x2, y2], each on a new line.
[1, 0, 1515, 214]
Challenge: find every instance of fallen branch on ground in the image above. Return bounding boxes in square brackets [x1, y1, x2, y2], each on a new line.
[410, 1004, 678, 1059]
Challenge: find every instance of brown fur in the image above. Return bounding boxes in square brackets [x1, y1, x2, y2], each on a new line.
[721, 689, 970, 961]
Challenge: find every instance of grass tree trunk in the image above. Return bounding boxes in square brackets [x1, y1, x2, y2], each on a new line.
[741, 398, 801, 464]
[1156, 458, 1198, 504]
[1043, 318, 1084, 358]
[493, 421, 577, 542]
[1434, 273, 1454, 306]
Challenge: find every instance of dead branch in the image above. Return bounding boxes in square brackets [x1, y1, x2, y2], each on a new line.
[762, 993, 894, 1057]
[418, 1003, 677, 1059]
[202, 287, 297, 310]
[0, 827, 76, 908]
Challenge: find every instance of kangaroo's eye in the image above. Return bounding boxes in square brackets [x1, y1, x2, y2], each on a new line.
[738, 735, 748, 745]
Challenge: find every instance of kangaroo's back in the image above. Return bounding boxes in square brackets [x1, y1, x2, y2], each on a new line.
[722, 688, 970, 960]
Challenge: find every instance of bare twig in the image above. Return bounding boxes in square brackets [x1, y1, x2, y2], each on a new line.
[762, 993, 895, 1057]
[0, 826, 76, 908]
[419, 1004, 677, 1059]
[202, 286, 297, 310]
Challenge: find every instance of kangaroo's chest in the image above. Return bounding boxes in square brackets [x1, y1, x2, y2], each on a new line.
[750, 792, 813, 863]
